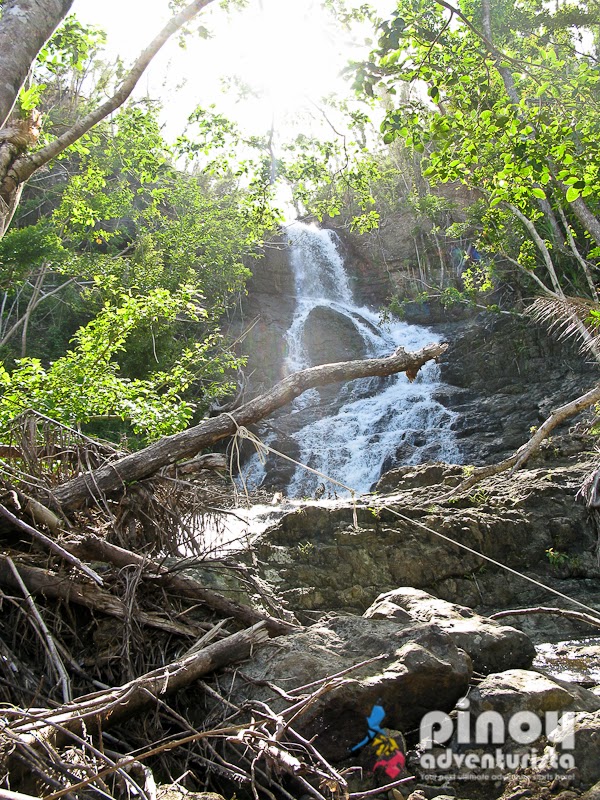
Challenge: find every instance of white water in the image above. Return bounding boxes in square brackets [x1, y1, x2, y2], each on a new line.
[245, 222, 461, 497]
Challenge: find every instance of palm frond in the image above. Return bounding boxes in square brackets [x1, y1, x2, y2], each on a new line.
[528, 295, 600, 358]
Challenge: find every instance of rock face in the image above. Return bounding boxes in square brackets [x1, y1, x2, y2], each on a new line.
[435, 313, 597, 466]
[363, 587, 536, 673]
[234, 241, 296, 395]
[302, 306, 368, 366]
[217, 615, 472, 763]
[249, 457, 599, 627]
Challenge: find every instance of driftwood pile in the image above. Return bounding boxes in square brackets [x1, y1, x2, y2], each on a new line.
[0, 346, 446, 799]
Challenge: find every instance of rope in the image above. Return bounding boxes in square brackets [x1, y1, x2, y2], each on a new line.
[377, 504, 600, 621]
[226, 414, 600, 623]
[225, 414, 358, 528]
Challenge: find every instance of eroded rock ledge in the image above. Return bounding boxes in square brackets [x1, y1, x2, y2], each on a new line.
[247, 448, 599, 636]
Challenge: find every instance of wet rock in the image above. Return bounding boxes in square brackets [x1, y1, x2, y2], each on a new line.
[497, 776, 579, 800]
[375, 463, 464, 493]
[216, 615, 472, 763]
[363, 587, 536, 673]
[247, 457, 599, 619]
[534, 642, 600, 687]
[302, 305, 368, 366]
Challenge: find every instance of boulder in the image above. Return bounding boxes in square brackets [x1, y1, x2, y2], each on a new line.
[468, 669, 600, 719]
[537, 710, 600, 787]
[217, 615, 472, 763]
[414, 672, 600, 785]
[363, 587, 536, 673]
[301, 305, 368, 366]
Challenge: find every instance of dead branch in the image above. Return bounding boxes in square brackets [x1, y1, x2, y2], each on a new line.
[0, 555, 206, 638]
[0, 503, 103, 585]
[490, 606, 600, 629]
[20, 494, 62, 535]
[348, 776, 416, 798]
[65, 533, 299, 636]
[8, 622, 269, 747]
[165, 453, 228, 476]
[45, 342, 447, 511]
[0, 789, 46, 800]
[5, 557, 72, 703]
[451, 381, 600, 494]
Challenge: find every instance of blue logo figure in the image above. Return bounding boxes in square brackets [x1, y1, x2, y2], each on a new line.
[350, 702, 386, 752]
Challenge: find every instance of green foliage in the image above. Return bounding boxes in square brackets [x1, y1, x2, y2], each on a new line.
[361, 0, 600, 298]
[0, 102, 277, 444]
[18, 15, 106, 117]
[280, 132, 388, 230]
[545, 547, 570, 568]
[0, 289, 238, 440]
[467, 488, 490, 506]
[38, 15, 106, 75]
[440, 286, 464, 308]
[0, 223, 68, 288]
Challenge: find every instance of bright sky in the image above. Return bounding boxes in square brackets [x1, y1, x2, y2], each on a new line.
[69, 0, 397, 141]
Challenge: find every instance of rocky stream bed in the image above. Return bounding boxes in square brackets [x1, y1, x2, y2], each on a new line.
[160, 437, 598, 800]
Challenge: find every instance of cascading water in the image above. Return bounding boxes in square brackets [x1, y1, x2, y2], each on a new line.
[245, 222, 461, 496]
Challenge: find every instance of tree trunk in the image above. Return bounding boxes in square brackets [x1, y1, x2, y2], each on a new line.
[0, 0, 74, 129]
[48, 343, 447, 510]
[0, 555, 209, 638]
[0, 0, 215, 240]
[568, 194, 600, 248]
[66, 534, 299, 636]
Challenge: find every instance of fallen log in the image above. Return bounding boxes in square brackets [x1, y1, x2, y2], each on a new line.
[0, 555, 207, 638]
[164, 452, 228, 475]
[9, 622, 269, 747]
[46, 343, 446, 510]
[66, 533, 299, 636]
[0, 502, 103, 585]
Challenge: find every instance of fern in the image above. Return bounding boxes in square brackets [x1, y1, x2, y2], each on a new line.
[528, 295, 600, 359]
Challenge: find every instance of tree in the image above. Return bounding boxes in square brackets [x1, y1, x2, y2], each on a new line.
[0, 101, 281, 442]
[0, 0, 215, 239]
[362, 0, 600, 324]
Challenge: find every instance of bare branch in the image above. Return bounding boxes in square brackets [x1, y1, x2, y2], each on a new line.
[451, 381, 600, 494]
[490, 606, 600, 630]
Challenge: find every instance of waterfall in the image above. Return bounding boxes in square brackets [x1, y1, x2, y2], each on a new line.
[245, 222, 461, 497]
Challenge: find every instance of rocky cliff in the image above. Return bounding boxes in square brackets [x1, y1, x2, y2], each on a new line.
[237, 226, 597, 486]
[247, 449, 600, 634]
